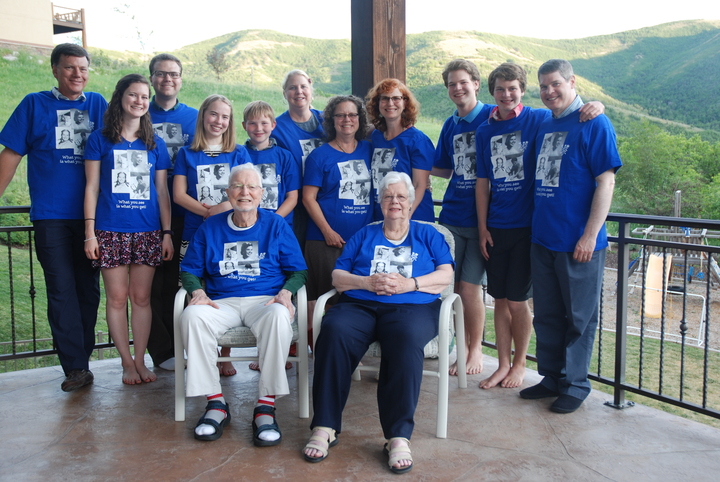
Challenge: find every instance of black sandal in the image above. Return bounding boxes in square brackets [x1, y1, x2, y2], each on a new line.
[252, 405, 282, 447]
[194, 400, 231, 442]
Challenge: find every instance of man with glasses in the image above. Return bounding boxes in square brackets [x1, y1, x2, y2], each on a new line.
[147, 53, 199, 371]
[0, 43, 108, 391]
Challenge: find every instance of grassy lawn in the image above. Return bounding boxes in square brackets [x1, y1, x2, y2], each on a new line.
[0, 242, 120, 372]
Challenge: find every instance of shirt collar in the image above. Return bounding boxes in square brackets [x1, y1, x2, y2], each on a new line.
[452, 101, 484, 125]
[245, 137, 277, 151]
[555, 95, 584, 119]
[51, 86, 86, 102]
[490, 103, 524, 122]
[151, 96, 180, 111]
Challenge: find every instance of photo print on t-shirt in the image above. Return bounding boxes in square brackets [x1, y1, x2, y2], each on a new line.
[129, 150, 150, 175]
[196, 163, 230, 205]
[258, 163, 279, 210]
[300, 138, 323, 173]
[453, 131, 477, 180]
[153, 122, 187, 166]
[489, 131, 526, 183]
[55, 126, 75, 150]
[371, 244, 413, 277]
[220, 240, 260, 276]
[371, 147, 396, 201]
[112, 169, 132, 194]
[131, 174, 150, 200]
[537, 131, 566, 187]
[338, 160, 370, 205]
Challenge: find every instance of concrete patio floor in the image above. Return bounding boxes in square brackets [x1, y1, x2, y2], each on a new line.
[1, 352, 720, 481]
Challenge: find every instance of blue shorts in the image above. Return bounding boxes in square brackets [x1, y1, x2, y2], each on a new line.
[441, 224, 486, 285]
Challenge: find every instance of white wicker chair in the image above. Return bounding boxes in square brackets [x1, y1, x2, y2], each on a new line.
[312, 222, 467, 438]
[173, 285, 309, 421]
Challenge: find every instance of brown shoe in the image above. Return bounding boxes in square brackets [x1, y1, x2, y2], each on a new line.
[61, 369, 94, 392]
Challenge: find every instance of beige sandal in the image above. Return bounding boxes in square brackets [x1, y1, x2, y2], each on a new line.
[385, 437, 413, 474]
[303, 426, 338, 463]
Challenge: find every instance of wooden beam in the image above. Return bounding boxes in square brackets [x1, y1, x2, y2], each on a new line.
[351, 0, 406, 99]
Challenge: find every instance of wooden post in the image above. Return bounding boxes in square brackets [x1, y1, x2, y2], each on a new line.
[80, 8, 87, 50]
[351, 0, 406, 99]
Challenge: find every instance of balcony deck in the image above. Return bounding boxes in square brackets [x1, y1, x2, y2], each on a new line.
[1, 353, 719, 481]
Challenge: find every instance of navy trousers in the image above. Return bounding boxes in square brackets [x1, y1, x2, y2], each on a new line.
[311, 294, 440, 439]
[531, 243, 605, 400]
[34, 219, 100, 375]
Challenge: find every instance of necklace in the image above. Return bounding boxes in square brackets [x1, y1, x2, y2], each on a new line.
[383, 222, 409, 241]
[335, 140, 356, 153]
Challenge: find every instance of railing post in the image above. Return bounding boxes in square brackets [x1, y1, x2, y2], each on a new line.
[607, 220, 634, 409]
[97, 331, 104, 360]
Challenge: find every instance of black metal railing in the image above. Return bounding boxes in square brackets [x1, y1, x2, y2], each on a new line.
[2, 205, 719, 419]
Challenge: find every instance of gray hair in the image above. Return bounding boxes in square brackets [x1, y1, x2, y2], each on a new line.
[229, 163, 262, 186]
[379, 171, 415, 205]
[538, 59, 574, 81]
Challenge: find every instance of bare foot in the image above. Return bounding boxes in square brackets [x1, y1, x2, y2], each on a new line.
[249, 361, 293, 371]
[450, 350, 484, 376]
[501, 365, 526, 388]
[136, 365, 157, 383]
[218, 361, 237, 376]
[479, 366, 510, 389]
[122, 366, 141, 385]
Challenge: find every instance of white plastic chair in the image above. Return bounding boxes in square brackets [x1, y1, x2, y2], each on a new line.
[312, 222, 467, 438]
[173, 285, 309, 421]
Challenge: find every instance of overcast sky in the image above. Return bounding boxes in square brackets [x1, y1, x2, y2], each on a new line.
[53, 0, 720, 53]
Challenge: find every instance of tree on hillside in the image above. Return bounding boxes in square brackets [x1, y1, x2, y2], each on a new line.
[614, 121, 713, 218]
[206, 48, 230, 81]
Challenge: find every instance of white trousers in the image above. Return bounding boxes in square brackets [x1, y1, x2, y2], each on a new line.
[181, 295, 293, 398]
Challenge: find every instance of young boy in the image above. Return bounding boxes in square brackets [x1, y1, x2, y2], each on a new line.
[475, 63, 604, 390]
[239, 101, 301, 370]
[243, 101, 301, 226]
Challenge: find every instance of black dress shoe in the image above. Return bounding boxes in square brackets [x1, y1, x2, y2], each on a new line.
[519, 383, 560, 400]
[61, 369, 94, 392]
[550, 395, 584, 414]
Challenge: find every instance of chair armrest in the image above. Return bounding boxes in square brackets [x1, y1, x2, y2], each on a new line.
[313, 288, 338, 349]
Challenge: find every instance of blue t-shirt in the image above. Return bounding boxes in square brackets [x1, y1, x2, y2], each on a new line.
[336, 221, 454, 304]
[532, 111, 623, 252]
[173, 147, 249, 241]
[476, 106, 549, 229]
[370, 127, 435, 222]
[149, 100, 199, 217]
[246, 140, 302, 226]
[0, 91, 108, 221]
[271, 109, 324, 175]
[303, 141, 374, 242]
[181, 209, 307, 300]
[433, 103, 495, 227]
[84, 132, 171, 233]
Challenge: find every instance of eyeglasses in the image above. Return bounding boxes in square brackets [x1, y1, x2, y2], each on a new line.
[333, 113, 359, 119]
[379, 96, 406, 104]
[382, 194, 408, 203]
[228, 184, 262, 192]
[153, 71, 181, 79]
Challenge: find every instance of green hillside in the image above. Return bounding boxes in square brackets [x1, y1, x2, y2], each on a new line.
[2, 21, 720, 225]
[158, 22, 720, 140]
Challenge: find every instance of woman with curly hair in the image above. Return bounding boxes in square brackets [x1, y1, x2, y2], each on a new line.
[302, 95, 373, 312]
[365, 79, 435, 222]
[84, 74, 174, 385]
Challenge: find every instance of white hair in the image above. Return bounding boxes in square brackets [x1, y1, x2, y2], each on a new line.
[229, 163, 262, 186]
[379, 171, 415, 205]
